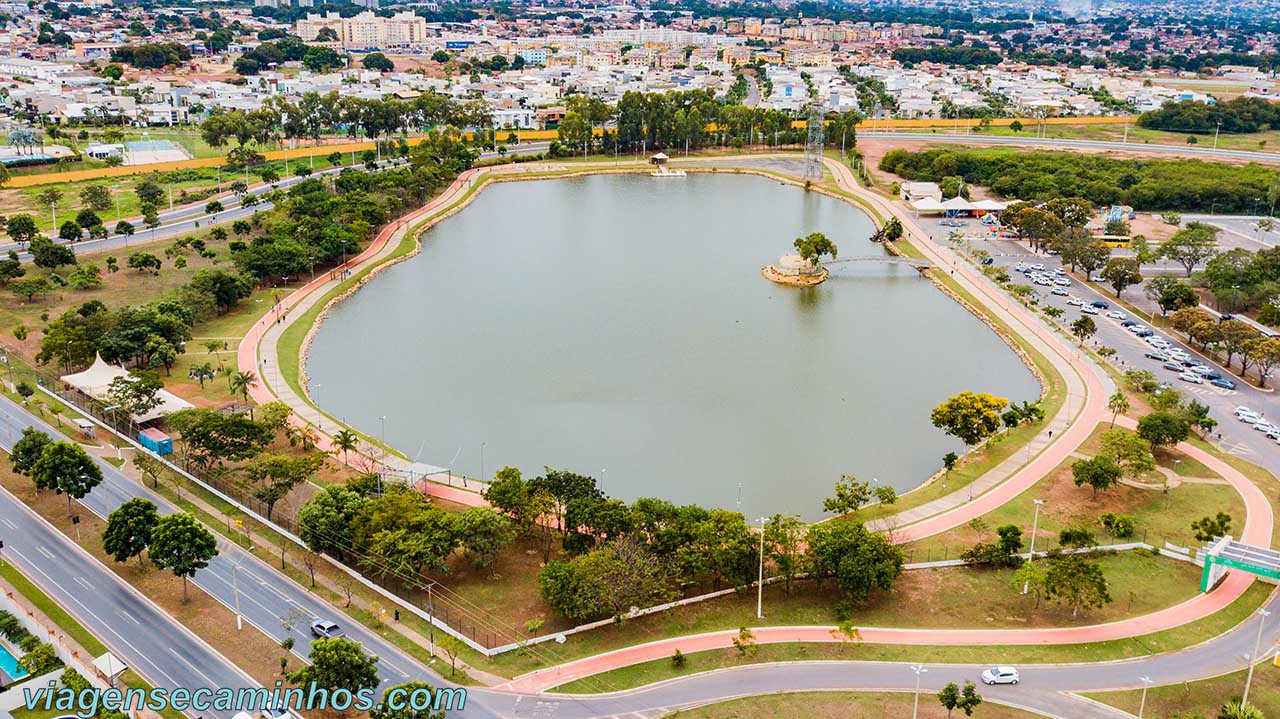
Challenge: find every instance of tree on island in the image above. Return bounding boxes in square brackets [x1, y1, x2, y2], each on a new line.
[793, 232, 838, 268]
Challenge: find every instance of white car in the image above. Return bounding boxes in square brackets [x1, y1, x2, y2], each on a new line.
[1179, 372, 1205, 384]
[1082, 305, 1100, 315]
[1237, 406, 1256, 416]
[1105, 310, 1127, 320]
[1168, 348, 1190, 359]
[981, 666, 1020, 685]
[1090, 274, 1106, 282]
[1255, 421, 1279, 434]
[1055, 278, 1071, 286]
[1239, 411, 1262, 424]
[1067, 298, 1085, 307]
[1051, 287, 1069, 296]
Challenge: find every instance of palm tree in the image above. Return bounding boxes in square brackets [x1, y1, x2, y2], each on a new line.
[191, 362, 213, 389]
[332, 429, 359, 463]
[1107, 391, 1130, 427]
[229, 370, 257, 402]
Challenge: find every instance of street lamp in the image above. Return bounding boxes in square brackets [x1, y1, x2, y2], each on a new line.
[1242, 607, 1273, 709]
[757, 516, 767, 619]
[1138, 676, 1153, 719]
[1023, 499, 1045, 594]
[911, 664, 928, 719]
[480, 441, 485, 484]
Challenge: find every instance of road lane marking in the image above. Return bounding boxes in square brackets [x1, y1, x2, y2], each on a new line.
[73, 576, 93, 591]
[168, 646, 217, 685]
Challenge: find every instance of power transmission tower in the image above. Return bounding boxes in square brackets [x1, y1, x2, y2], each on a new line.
[803, 106, 825, 180]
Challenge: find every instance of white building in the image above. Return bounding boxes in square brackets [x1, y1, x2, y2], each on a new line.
[297, 11, 429, 49]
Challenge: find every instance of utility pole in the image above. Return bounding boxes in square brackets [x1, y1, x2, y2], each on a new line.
[1242, 608, 1273, 709]
[910, 665, 927, 719]
[756, 516, 766, 619]
[1214, 121, 1222, 149]
[1023, 498, 1045, 593]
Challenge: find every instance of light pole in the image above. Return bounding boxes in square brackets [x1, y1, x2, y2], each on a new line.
[1138, 675, 1153, 718]
[480, 441, 485, 483]
[233, 560, 243, 630]
[911, 664, 927, 719]
[1214, 121, 1222, 149]
[1023, 498, 1045, 594]
[756, 516, 767, 619]
[1242, 607, 1273, 709]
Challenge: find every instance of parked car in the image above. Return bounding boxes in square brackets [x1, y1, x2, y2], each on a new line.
[1254, 421, 1279, 434]
[1163, 361, 1185, 371]
[1082, 305, 1100, 315]
[310, 620, 345, 638]
[1144, 351, 1169, 361]
[1134, 328, 1155, 337]
[1091, 300, 1110, 309]
[981, 257, 994, 265]
[1105, 310, 1126, 319]
[1051, 287, 1069, 296]
[1179, 372, 1205, 384]
[1211, 378, 1237, 390]
[981, 666, 1020, 685]
[1067, 298, 1085, 306]
[1090, 274, 1106, 282]
[1238, 411, 1262, 423]
[1054, 278, 1071, 286]
[1121, 320, 1138, 328]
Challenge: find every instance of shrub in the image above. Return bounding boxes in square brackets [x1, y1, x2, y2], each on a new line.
[671, 649, 686, 668]
[1099, 513, 1135, 538]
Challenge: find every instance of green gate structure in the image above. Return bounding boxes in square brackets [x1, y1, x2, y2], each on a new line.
[1200, 536, 1280, 592]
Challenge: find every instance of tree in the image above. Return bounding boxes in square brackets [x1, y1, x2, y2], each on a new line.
[302, 46, 345, 73]
[10, 276, 51, 303]
[1219, 702, 1265, 719]
[792, 232, 838, 267]
[764, 513, 805, 594]
[1044, 552, 1111, 616]
[332, 429, 359, 463]
[930, 391, 1008, 450]
[938, 682, 961, 718]
[1221, 320, 1259, 371]
[80, 185, 112, 212]
[229, 370, 257, 402]
[298, 485, 368, 557]
[1146, 277, 1198, 315]
[1070, 316, 1097, 345]
[10, 427, 51, 476]
[371, 681, 447, 719]
[127, 252, 162, 274]
[956, 682, 983, 716]
[6, 215, 39, 245]
[288, 637, 380, 695]
[457, 508, 514, 573]
[29, 236, 76, 269]
[1248, 337, 1280, 387]
[362, 52, 394, 72]
[1071, 455, 1121, 496]
[1192, 512, 1232, 542]
[115, 220, 135, 238]
[149, 513, 218, 601]
[103, 498, 159, 567]
[1137, 411, 1190, 448]
[167, 408, 273, 469]
[1100, 257, 1142, 297]
[961, 523, 1024, 568]
[806, 520, 903, 601]
[1011, 561, 1048, 607]
[31, 441, 104, 514]
[1107, 391, 1130, 426]
[242, 454, 325, 521]
[104, 371, 164, 418]
[822, 474, 874, 515]
[1099, 428, 1156, 477]
[538, 536, 672, 620]
[1160, 225, 1219, 277]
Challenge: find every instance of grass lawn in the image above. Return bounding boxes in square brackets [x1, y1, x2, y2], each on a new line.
[888, 122, 1280, 155]
[548, 581, 1273, 694]
[1085, 663, 1280, 718]
[484, 550, 1203, 678]
[666, 691, 1040, 718]
[900, 426, 1243, 562]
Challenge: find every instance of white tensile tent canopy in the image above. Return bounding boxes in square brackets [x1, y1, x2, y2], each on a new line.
[61, 354, 193, 423]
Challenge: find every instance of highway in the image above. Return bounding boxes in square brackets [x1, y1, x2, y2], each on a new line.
[860, 130, 1280, 165]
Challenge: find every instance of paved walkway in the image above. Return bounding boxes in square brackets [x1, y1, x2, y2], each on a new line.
[488, 160, 1271, 694]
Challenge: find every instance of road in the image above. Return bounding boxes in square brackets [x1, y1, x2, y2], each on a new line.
[744, 76, 760, 108]
[860, 131, 1280, 165]
[961, 228, 1280, 482]
[5, 143, 550, 261]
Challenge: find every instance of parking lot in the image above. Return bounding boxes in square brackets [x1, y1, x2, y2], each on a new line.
[915, 213, 1280, 479]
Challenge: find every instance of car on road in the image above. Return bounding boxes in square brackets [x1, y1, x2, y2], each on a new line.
[1144, 351, 1169, 361]
[981, 257, 994, 265]
[1105, 310, 1127, 319]
[260, 704, 293, 719]
[1179, 372, 1205, 384]
[310, 619, 345, 638]
[1082, 305, 1099, 315]
[1051, 287, 1068, 296]
[981, 666, 1020, 685]
[1091, 300, 1110, 309]
[1090, 274, 1105, 282]
[1211, 378, 1238, 390]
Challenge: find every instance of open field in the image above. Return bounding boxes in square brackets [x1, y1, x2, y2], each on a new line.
[1087, 663, 1280, 717]
[880, 120, 1280, 155]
